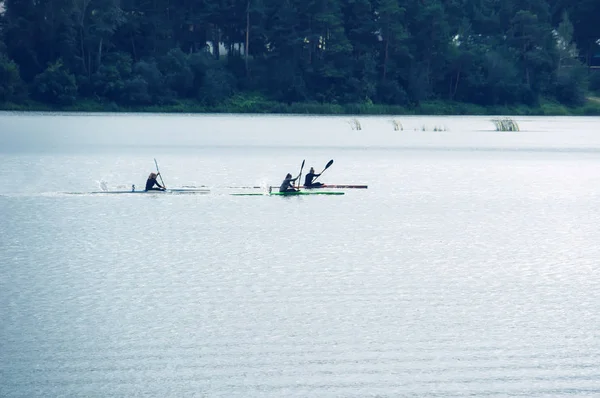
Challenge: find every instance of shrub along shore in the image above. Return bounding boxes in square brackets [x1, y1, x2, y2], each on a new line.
[2, 95, 600, 116]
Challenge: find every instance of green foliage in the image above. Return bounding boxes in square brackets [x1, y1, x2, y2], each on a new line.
[188, 52, 216, 93]
[539, 99, 569, 115]
[223, 93, 279, 113]
[479, 51, 522, 105]
[159, 48, 194, 97]
[507, 10, 556, 94]
[560, 0, 600, 65]
[32, 60, 78, 105]
[90, 52, 133, 101]
[199, 68, 236, 106]
[556, 11, 578, 68]
[589, 72, 600, 95]
[134, 59, 174, 104]
[405, 0, 452, 101]
[0, 54, 26, 102]
[376, 80, 409, 105]
[288, 102, 345, 114]
[555, 66, 587, 106]
[2, 0, 599, 112]
[579, 102, 600, 116]
[121, 76, 152, 105]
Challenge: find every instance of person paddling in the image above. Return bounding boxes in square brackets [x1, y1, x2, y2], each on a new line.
[279, 173, 300, 193]
[304, 167, 324, 188]
[145, 172, 166, 191]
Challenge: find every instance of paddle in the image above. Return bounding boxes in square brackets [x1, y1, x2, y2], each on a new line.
[297, 159, 305, 189]
[313, 159, 334, 183]
[154, 158, 166, 189]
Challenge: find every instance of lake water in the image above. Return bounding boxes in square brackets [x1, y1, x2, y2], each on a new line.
[1, 112, 600, 397]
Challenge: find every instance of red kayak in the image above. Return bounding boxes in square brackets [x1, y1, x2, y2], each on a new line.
[228, 184, 368, 189]
[303, 184, 368, 189]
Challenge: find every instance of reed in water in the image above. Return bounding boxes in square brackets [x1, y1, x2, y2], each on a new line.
[492, 118, 520, 131]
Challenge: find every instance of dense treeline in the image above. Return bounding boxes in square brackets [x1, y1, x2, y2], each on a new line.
[1, 0, 600, 111]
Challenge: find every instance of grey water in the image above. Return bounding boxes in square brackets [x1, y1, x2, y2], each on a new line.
[1, 112, 600, 397]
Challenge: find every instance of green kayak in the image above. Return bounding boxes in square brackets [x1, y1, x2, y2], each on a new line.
[231, 191, 344, 196]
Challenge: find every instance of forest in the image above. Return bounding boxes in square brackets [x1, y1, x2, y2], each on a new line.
[1, 0, 600, 114]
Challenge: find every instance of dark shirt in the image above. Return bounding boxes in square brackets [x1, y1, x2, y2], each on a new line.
[145, 177, 163, 191]
[304, 172, 321, 187]
[279, 176, 298, 192]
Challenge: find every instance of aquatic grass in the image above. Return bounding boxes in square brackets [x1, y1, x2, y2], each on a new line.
[420, 124, 448, 132]
[348, 118, 362, 130]
[391, 119, 403, 131]
[491, 118, 520, 131]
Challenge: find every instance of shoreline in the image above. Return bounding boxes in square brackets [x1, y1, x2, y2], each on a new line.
[2, 97, 600, 116]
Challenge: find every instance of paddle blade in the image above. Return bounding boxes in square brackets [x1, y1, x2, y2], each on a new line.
[297, 159, 305, 188]
[324, 159, 334, 170]
[154, 158, 166, 187]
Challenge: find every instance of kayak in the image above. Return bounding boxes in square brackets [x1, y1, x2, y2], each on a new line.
[227, 184, 367, 189]
[231, 191, 344, 196]
[88, 188, 210, 194]
[303, 184, 367, 189]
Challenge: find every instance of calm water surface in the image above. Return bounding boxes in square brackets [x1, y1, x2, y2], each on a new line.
[1, 112, 600, 397]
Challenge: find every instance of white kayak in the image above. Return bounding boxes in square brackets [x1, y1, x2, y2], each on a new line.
[88, 188, 210, 194]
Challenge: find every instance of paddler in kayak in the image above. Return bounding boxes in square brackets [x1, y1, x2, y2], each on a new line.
[145, 172, 166, 191]
[304, 167, 324, 188]
[279, 173, 300, 193]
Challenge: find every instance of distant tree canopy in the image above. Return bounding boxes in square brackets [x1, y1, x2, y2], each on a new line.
[0, 0, 598, 108]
